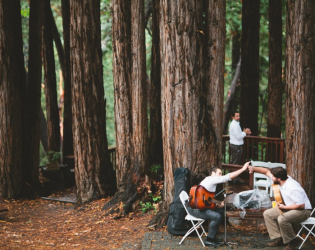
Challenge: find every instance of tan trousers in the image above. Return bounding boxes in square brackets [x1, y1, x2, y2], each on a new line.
[263, 208, 311, 244]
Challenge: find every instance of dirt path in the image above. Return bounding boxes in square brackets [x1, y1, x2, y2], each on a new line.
[0, 188, 157, 249]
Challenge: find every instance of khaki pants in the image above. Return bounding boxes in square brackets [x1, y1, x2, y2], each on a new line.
[263, 208, 311, 244]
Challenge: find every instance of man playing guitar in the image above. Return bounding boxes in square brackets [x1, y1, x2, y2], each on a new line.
[187, 162, 250, 247]
[249, 165, 312, 250]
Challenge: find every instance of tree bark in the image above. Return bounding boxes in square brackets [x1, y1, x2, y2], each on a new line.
[149, 0, 163, 169]
[70, 0, 116, 204]
[42, 0, 60, 152]
[285, 0, 315, 204]
[61, 0, 73, 161]
[0, 0, 25, 198]
[267, 0, 282, 138]
[23, 0, 42, 187]
[111, 0, 148, 213]
[240, 0, 260, 135]
[160, 0, 225, 205]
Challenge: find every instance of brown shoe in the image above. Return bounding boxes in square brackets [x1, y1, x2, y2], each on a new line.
[268, 237, 286, 247]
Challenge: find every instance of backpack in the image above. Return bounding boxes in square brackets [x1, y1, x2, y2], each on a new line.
[167, 167, 191, 235]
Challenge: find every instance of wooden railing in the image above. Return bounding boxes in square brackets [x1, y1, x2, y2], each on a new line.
[222, 135, 285, 164]
[222, 135, 285, 189]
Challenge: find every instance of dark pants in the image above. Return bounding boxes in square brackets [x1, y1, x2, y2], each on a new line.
[187, 207, 224, 239]
[230, 144, 243, 165]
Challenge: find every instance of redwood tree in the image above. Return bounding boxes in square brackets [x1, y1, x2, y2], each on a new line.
[42, 0, 60, 152]
[0, 0, 25, 197]
[61, 0, 73, 162]
[160, 0, 226, 205]
[23, 0, 43, 188]
[267, 0, 282, 138]
[111, 0, 148, 213]
[149, 0, 163, 169]
[70, 0, 116, 203]
[240, 0, 260, 135]
[285, 0, 315, 204]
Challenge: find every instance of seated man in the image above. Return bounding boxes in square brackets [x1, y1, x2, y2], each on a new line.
[249, 165, 312, 250]
[187, 162, 250, 247]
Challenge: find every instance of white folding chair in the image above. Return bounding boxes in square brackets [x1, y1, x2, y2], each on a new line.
[251, 161, 273, 197]
[296, 207, 315, 249]
[179, 191, 207, 247]
[268, 162, 286, 169]
[253, 172, 273, 197]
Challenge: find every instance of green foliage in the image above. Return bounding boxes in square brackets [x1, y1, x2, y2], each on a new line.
[139, 201, 155, 214]
[21, 8, 30, 18]
[150, 164, 161, 175]
[43, 151, 61, 165]
[152, 194, 161, 203]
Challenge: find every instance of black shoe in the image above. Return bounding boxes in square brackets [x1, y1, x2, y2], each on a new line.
[214, 237, 224, 244]
[205, 237, 222, 247]
[204, 239, 221, 247]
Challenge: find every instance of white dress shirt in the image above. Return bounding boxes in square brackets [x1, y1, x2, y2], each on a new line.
[279, 176, 312, 210]
[200, 174, 231, 192]
[229, 119, 246, 145]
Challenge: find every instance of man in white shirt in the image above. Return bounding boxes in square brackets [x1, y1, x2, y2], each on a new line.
[249, 165, 312, 250]
[187, 162, 250, 247]
[229, 111, 251, 184]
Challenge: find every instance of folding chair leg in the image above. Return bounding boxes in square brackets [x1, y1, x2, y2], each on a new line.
[179, 220, 206, 247]
[297, 224, 315, 249]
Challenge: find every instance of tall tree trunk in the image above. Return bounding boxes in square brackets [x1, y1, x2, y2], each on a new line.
[160, 0, 225, 205]
[23, 0, 42, 187]
[70, 0, 116, 204]
[42, 0, 60, 152]
[232, 30, 241, 76]
[40, 106, 48, 152]
[267, 0, 282, 138]
[111, 0, 148, 213]
[61, 0, 73, 161]
[207, 0, 226, 169]
[112, 0, 132, 187]
[285, 0, 315, 204]
[149, 0, 163, 169]
[240, 0, 260, 135]
[0, 0, 25, 198]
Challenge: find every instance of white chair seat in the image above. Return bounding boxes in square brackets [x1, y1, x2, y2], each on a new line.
[296, 208, 315, 249]
[179, 191, 207, 247]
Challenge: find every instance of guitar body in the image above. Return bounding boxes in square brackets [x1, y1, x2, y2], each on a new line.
[189, 185, 216, 210]
[272, 184, 284, 215]
[272, 184, 284, 204]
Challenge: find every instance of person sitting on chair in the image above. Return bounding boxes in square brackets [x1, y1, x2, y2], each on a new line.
[249, 165, 312, 250]
[187, 162, 250, 247]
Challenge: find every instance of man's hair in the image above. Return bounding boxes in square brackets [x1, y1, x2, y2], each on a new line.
[231, 111, 239, 117]
[271, 167, 288, 181]
[210, 167, 221, 174]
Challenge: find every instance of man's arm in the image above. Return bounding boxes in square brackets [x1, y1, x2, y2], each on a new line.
[229, 161, 250, 179]
[278, 203, 305, 210]
[249, 165, 273, 179]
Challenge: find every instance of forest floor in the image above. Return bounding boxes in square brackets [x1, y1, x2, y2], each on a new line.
[0, 186, 157, 249]
[1, 177, 315, 250]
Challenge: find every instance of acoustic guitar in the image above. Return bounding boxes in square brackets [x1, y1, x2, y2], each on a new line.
[189, 185, 220, 210]
[272, 184, 284, 215]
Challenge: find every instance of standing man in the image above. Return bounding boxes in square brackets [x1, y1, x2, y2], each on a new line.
[187, 162, 250, 247]
[249, 165, 312, 250]
[229, 111, 251, 184]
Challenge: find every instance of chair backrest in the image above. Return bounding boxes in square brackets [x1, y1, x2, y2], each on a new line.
[251, 160, 270, 168]
[179, 191, 190, 214]
[268, 162, 286, 169]
[253, 172, 272, 183]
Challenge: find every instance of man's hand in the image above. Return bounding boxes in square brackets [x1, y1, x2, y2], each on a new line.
[243, 128, 251, 135]
[242, 161, 250, 171]
[249, 164, 254, 174]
